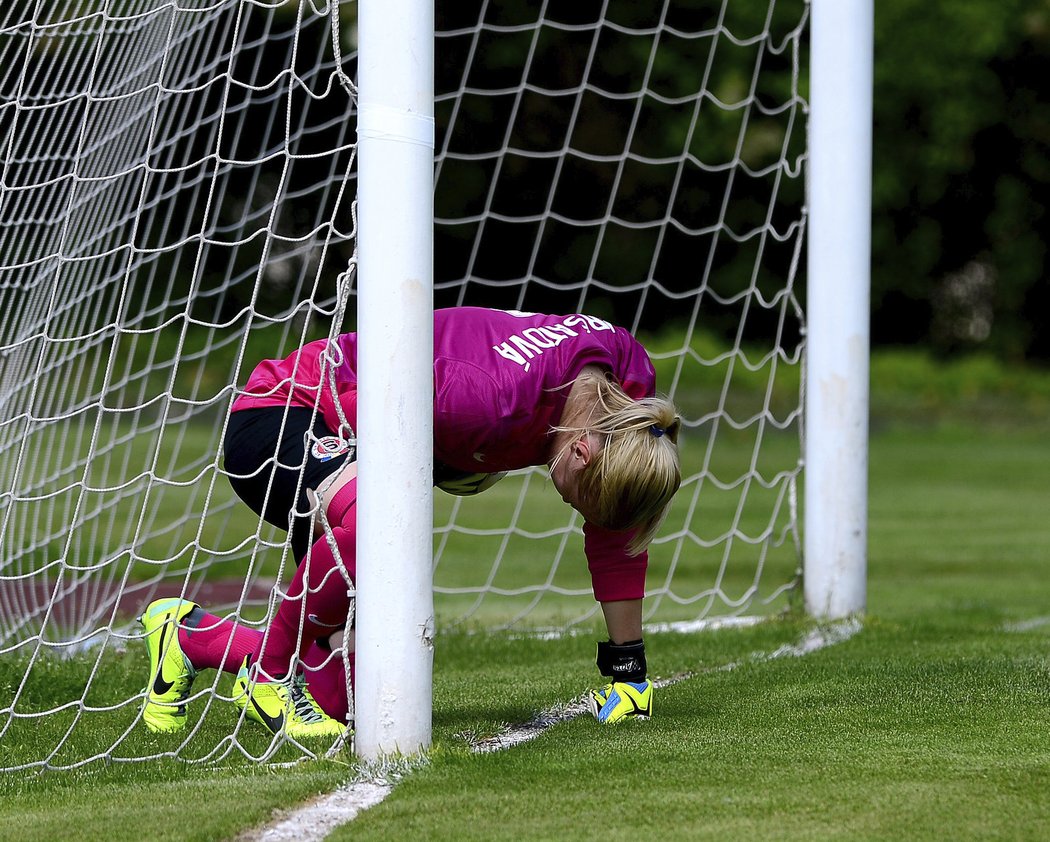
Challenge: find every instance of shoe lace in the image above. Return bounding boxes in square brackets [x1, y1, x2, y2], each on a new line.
[287, 674, 327, 724]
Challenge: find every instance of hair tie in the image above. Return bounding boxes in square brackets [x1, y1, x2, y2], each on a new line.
[649, 424, 665, 438]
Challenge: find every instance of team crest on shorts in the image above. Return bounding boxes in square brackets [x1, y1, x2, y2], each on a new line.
[310, 436, 351, 462]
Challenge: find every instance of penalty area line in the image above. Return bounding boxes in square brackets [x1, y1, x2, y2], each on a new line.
[1002, 615, 1050, 632]
[466, 618, 862, 754]
[250, 781, 392, 842]
[248, 754, 423, 842]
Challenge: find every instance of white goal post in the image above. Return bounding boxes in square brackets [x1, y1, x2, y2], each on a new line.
[804, 0, 871, 620]
[355, 0, 436, 759]
[0, 0, 870, 769]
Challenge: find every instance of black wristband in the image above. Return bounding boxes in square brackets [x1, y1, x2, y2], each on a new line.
[595, 639, 647, 683]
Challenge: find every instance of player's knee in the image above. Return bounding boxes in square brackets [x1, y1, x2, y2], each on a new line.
[309, 464, 358, 538]
[324, 473, 357, 531]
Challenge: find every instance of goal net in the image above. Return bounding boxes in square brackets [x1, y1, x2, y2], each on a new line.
[0, 0, 807, 769]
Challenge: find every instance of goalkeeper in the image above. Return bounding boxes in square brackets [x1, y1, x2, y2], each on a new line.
[139, 307, 681, 737]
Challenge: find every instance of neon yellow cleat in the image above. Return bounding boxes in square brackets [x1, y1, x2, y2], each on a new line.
[139, 598, 199, 733]
[232, 657, 346, 740]
[587, 679, 653, 724]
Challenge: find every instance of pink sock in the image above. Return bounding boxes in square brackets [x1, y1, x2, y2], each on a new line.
[302, 641, 356, 724]
[178, 609, 261, 674]
[256, 485, 357, 679]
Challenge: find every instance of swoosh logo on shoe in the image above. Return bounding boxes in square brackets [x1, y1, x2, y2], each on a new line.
[249, 694, 285, 734]
[152, 623, 175, 696]
[307, 613, 345, 629]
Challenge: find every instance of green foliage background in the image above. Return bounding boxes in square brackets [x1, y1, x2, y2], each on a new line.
[871, 0, 1050, 360]
[434, 0, 1050, 361]
[145, 0, 1050, 359]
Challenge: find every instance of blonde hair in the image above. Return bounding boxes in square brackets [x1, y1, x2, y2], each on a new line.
[554, 369, 681, 555]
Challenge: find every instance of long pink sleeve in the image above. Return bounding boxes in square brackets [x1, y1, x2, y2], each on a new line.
[584, 522, 647, 602]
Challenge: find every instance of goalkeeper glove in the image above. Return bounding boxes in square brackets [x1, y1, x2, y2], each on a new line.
[588, 680, 653, 724]
[595, 639, 647, 683]
[590, 638, 651, 723]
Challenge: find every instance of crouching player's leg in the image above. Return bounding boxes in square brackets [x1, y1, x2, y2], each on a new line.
[139, 598, 260, 733]
[140, 474, 357, 737]
[139, 598, 353, 735]
[301, 629, 355, 725]
[231, 471, 358, 739]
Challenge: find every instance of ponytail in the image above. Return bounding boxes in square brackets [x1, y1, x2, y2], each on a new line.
[553, 370, 681, 555]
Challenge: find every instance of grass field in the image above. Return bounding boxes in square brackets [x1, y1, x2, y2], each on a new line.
[1, 355, 1049, 840]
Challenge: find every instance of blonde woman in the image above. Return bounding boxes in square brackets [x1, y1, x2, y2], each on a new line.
[139, 307, 681, 737]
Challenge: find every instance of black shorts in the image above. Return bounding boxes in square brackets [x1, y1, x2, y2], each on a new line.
[223, 406, 355, 562]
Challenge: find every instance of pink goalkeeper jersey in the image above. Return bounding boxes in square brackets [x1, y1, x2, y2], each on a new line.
[232, 307, 659, 602]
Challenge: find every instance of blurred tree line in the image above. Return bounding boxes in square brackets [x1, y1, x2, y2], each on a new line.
[205, 0, 1050, 363]
[23, 0, 1044, 363]
[428, 0, 1050, 361]
[429, 0, 808, 348]
[872, 0, 1050, 361]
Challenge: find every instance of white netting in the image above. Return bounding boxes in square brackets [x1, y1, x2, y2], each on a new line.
[0, 0, 807, 769]
[430, 0, 807, 628]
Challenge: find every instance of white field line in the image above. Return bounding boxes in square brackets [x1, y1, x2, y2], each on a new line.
[506, 614, 765, 641]
[468, 618, 862, 753]
[247, 755, 420, 842]
[1002, 615, 1050, 632]
[251, 618, 863, 837]
[249, 781, 392, 842]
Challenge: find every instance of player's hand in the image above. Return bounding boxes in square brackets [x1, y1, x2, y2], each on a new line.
[587, 679, 653, 724]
